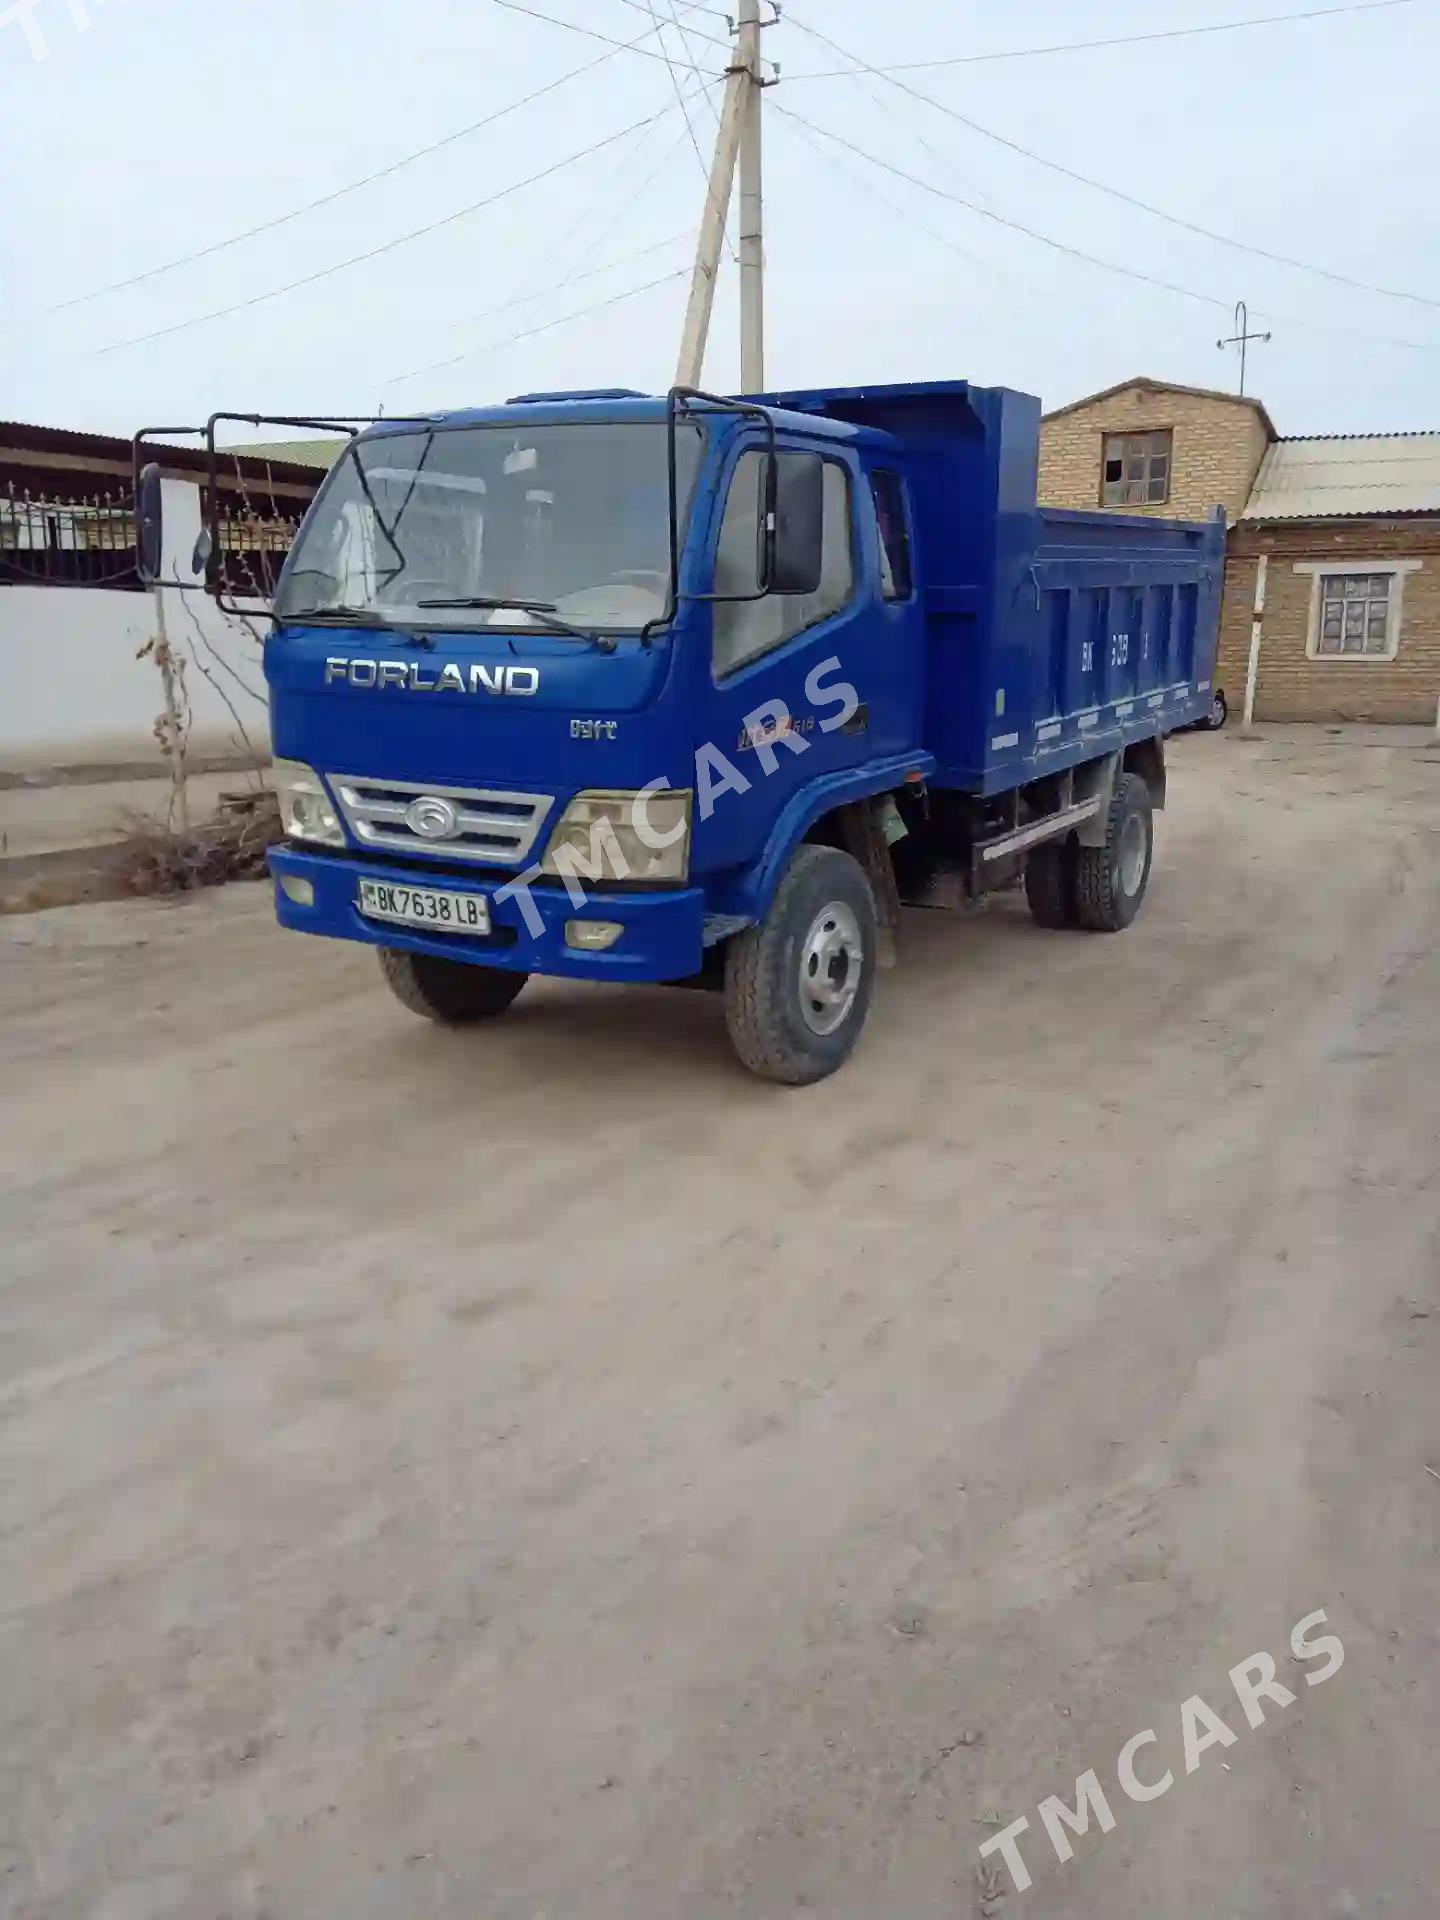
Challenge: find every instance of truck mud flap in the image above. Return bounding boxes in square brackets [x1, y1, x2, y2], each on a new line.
[837, 799, 900, 968]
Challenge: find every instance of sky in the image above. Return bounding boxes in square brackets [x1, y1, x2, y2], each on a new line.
[3, 0, 1437, 443]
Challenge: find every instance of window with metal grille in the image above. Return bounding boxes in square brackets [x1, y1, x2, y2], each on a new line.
[1101, 429, 1172, 506]
[1314, 572, 1393, 656]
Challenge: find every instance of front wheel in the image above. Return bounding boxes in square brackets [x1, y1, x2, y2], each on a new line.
[724, 845, 878, 1084]
[378, 948, 529, 1024]
[1073, 772, 1153, 932]
[1203, 688, 1229, 730]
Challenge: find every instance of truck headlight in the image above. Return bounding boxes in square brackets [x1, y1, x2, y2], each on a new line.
[540, 788, 691, 886]
[272, 759, 345, 847]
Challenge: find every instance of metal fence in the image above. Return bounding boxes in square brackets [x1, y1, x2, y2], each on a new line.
[0, 488, 141, 588]
[208, 503, 308, 600]
[0, 482, 310, 596]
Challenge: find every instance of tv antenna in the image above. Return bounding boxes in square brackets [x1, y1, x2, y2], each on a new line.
[1216, 300, 1271, 396]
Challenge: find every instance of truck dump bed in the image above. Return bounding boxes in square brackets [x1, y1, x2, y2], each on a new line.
[760, 379, 1225, 795]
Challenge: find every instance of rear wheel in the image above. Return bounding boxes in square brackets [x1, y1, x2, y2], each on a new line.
[724, 845, 878, 1085]
[378, 948, 529, 1024]
[1024, 835, 1080, 928]
[1074, 772, 1153, 932]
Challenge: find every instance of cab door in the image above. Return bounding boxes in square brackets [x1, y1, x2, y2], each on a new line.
[692, 439, 919, 879]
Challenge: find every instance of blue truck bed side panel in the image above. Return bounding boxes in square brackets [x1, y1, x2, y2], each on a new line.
[757, 380, 1226, 797]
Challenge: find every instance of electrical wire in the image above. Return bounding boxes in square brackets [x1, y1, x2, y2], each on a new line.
[612, 0, 737, 57]
[45, 0, 720, 315]
[493, 0, 730, 70]
[783, 9, 1440, 313]
[497, 85, 707, 363]
[91, 97, 705, 357]
[645, 1, 738, 260]
[776, 112, 1033, 291]
[784, 0, 1418, 76]
[661, 0, 733, 117]
[389, 267, 691, 385]
[391, 112, 703, 383]
[829, 58, 993, 212]
[774, 105, 1440, 352]
[644, 3, 717, 205]
[387, 232, 690, 381]
[776, 106, 1234, 312]
[503, 103, 668, 341]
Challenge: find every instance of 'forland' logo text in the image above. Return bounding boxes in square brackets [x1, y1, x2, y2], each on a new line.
[323, 658, 540, 696]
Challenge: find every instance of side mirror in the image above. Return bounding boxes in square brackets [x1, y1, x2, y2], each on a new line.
[763, 452, 824, 596]
[191, 525, 213, 576]
[135, 462, 164, 583]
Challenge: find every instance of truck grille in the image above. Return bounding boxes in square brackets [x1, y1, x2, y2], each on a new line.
[328, 773, 552, 867]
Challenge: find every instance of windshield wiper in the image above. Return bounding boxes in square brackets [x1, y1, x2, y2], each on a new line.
[285, 604, 388, 625]
[282, 606, 433, 646]
[415, 596, 616, 653]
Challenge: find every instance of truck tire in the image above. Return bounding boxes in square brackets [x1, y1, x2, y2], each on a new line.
[1024, 836, 1080, 928]
[724, 845, 878, 1085]
[1203, 687, 1229, 730]
[378, 948, 529, 1024]
[1073, 772, 1153, 932]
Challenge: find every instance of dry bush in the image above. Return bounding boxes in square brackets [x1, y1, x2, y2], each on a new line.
[117, 788, 282, 897]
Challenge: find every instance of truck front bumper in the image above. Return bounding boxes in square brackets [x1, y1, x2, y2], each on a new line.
[268, 845, 707, 983]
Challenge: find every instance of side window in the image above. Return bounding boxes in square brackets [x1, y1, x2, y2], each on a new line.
[713, 453, 854, 678]
[869, 469, 913, 600]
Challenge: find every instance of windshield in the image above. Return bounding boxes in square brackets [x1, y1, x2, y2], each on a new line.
[274, 419, 705, 632]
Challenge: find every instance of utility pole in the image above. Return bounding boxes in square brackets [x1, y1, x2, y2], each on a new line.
[1216, 300, 1271, 397]
[674, 0, 768, 392]
[736, 0, 765, 392]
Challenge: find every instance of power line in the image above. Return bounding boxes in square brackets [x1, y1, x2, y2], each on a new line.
[493, 0, 732, 69]
[388, 233, 690, 381]
[612, 0, 737, 57]
[92, 99, 702, 357]
[661, 0, 730, 132]
[389, 267, 691, 386]
[506, 104, 710, 352]
[776, 112, 1028, 290]
[569, 118, 703, 280]
[783, 8, 1440, 313]
[645, 3, 718, 207]
[646, 0, 738, 260]
[775, 105, 1439, 352]
[46, 0, 719, 315]
[777, 105, 1236, 313]
[828, 57, 993, 212]
[503, 93, 670, 338]
[784, 0, 1418, 76]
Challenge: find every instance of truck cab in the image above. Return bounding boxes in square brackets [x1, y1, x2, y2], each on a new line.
[221, 379, 1222, 1081]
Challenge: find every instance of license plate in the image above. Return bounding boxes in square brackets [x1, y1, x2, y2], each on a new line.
[357, 879, 491, 935]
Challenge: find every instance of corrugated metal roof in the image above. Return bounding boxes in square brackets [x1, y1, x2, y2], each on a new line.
[1242, 433, 1440, 520]
[224, 437, 345, 470]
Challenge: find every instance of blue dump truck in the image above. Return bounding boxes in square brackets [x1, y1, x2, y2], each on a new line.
[146, 381, 1224, 1083]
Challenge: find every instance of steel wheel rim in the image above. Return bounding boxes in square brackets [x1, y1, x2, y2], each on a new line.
[799, 899, 863, 1035]
[1118, 810, 1147, 895]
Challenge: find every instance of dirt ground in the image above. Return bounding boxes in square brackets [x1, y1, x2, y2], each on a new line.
[2, 729, 1438, 1920]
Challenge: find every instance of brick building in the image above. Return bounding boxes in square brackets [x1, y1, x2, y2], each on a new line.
[1038, 376, 1273, 523]
[1038, 377, 1440, 726]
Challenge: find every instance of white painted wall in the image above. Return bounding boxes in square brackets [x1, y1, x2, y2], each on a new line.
[1, 478, 272, 771]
